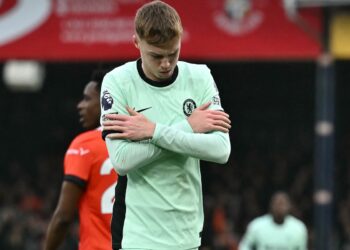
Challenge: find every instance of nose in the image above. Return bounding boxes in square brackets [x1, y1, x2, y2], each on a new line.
[77, 100, 84, 110]
[160, 58, 170, 69]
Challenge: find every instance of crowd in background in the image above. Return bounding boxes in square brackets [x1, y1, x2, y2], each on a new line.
[1, 61, 350, 249]
[2, 123, 350, 250]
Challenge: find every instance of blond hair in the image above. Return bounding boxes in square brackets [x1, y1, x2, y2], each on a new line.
[135, 0, 183, 45]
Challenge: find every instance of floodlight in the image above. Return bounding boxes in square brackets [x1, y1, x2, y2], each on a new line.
[3, 60, 45, 92]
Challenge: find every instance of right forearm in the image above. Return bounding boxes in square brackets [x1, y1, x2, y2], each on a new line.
[107, 120, 193, 175]
[106, 138, 173, 175]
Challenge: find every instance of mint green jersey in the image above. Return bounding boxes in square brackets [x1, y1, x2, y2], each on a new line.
[100, 60, 231, 250]
[239, 215, 308, 250]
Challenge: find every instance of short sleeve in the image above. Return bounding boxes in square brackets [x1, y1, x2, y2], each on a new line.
[64, 138, 94, 181]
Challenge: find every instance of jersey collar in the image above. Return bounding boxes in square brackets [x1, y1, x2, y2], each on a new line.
[137, 59, 178, 87]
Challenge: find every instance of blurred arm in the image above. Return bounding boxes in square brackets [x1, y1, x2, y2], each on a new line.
[238, 223, 256, 250]
[44, 180, 83, 250]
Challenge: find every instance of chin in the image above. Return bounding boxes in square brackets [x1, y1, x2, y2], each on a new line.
[158, 74, 172, 80]
[81, 121, 89, 129]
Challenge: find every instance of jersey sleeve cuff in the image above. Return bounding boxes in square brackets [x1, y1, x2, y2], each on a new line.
[151, 123, 163, 144]
[64, 175, 87, 189]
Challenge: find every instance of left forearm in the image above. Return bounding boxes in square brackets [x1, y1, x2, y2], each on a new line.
[44, 213, 71, 250]
[151, 123, 231, 164]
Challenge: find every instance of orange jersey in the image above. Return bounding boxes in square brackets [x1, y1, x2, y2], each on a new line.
[64, 127, 118, 250]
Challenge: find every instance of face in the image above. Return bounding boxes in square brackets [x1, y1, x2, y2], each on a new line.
[77, 81, 100, 130]
[270, 193, 291, 220]
[134, 35, 181, 81]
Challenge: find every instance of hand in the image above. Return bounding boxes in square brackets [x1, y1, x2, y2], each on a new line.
[102, 107, 155, 140]
[187, 102, 231, 133]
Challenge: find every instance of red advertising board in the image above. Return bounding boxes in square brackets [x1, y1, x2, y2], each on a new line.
[0, 0, 322, 61]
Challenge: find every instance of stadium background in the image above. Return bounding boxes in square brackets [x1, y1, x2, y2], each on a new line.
[1, 0, 350, 249]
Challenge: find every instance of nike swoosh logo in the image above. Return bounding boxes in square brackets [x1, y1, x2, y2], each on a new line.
[136, 107, 152, 113]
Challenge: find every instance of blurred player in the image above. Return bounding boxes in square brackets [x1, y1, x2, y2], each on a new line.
[44, 69, 118, 250]
[239, 191, 308, 250]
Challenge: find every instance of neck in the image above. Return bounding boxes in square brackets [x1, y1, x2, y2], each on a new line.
[273, 215, 285, 225]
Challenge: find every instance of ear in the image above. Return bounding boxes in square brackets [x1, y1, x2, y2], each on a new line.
[133, 34, 139, 49]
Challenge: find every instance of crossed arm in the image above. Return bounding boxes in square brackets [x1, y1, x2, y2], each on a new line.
[103, 102, 231, 175]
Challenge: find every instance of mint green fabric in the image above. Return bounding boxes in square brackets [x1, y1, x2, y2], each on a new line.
[101, 60, 230, 249]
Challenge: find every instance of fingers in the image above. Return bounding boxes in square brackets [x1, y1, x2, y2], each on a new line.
[211, 114, 231, 125]
[207, 111, 231, 124]
[208, 110, 230, 118]
[103, 120, 124, 134]
[210, 113, 231, 133]
[104, 107, 139, 120]
[197, 102, 211, 111]
[213, 119, 231, 129]
[212, 126, 229, 133]
[126, 106, 138, 116]
[104, 113, 129, 121]
[102, 120, 123, 126]
[103, 125, 124, 131]
[106, 132, 126, 139]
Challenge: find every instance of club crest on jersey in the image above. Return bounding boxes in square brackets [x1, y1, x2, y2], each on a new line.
[102, 90, 113, 111]
[183, 99, 197, 116]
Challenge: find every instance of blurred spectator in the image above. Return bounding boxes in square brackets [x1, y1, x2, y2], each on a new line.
[238, 192, 308, 250]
